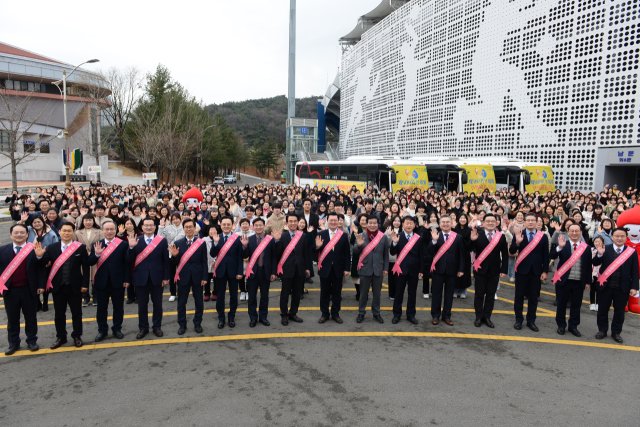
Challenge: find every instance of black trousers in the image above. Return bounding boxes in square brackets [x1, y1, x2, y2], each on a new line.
[95, 283, 125, 334]
[215, 275, 238, 321]
[126, 281, 136, 301]
[597, 286, 628, 334]
[474, 274, 499, 320]
[136, 278, 164, 331]
[247, 267, 270, 321]
[169, 262, 177, 296]
[82, 283, 96, 302]
[177, 280, 204, 327]
[514, 272, 541, 324]
[238, 275, 247, 293]
[37, 290, 50, 309]
[556, 279, 584, 329]
[590, 277, 598, 304]
[4, 286, 38, 346]
[431, 273, 456, 320]
[320, 267, 343, 318]
[422, 276, 430, 295]
[392, 274, 419, 318]
[280, 269, 304, 316]
[204, 273, 217, 297]
[53, 285, 83, 339]
[388, 262, 397, 298]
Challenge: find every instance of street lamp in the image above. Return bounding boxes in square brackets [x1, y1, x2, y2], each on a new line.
[52, 59, 100, 187]
[201, 124, 218, 184]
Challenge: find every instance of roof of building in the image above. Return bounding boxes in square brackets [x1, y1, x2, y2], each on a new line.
[340, 0, 411, 44]
[0, 42, 68, 66]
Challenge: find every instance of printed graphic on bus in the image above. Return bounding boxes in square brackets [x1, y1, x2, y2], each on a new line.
[523, 166, 555, 193]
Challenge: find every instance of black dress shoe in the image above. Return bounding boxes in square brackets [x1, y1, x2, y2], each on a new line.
[136, 330, 148, 340]
[526, 322, 539, 332]
[612, 333, 623, 344]
[260, 319, 270, 326]
[305, 278, 313, 284]
[50, 338, 67, 350]
[568, 328, 581, 337]
[178, 326, 186, 335]
[392, 316, 400, 324]
[300, 294, 304, 300]
[373, 315, 384, 324]
[483, 318, 495, 328]
[281, 317, 288, 326]
[5, 344, 20, 356]
[318, 317, 328, 324]
[595, 331, 607, 340]
[514, 322, 522, 330]
[333, 316, 344, 324]
[228, 320, 236, 328]
[74, 337, 83, 347]
[126, 299, 135, 304]
[557, 327, 565, 335]
[218, 321, 225, 329]
[407, 317, 418, 325]
[153, 329, 163, 337]
[194, 325, 203, 333]
[250, 320, 257, 328]
[113, 331, 124, 339]
[303, 288, 309, 294]
[474, 319, 482, 327]
[356, 314, 364, 323]
[95, 332, 107, 342]
[27, 342, 39, 352]
[288, 315, 303, 323]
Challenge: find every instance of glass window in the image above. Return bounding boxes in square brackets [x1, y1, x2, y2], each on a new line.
[339, 164, 358, 176]
[23, 141, 35, 153]
[40, 143, 50, 154]
[358, 164, 378, 181]
[323, 165, 339, 177]
[0, 132, 10, 152]
[297, 165, 309, 178]
[427, 167, 445, 192]
[28, 82, 35, 92]
[20, 81, 28, 91]
[493, 167, 506, 185]
[4, 80, 13, 90]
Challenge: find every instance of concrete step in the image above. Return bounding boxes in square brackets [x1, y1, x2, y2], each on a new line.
[307, 153, 329, 161]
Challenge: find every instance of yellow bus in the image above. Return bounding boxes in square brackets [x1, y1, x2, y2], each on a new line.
[485, 159, 555, 192]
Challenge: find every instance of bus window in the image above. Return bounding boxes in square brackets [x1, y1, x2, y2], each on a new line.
[427, 168, 445, 192]
[323, 165, 339, 178]
[379, 171, 391, 191]
[493, 168, 506, 185]
[339, 164, 358, 180]
[298, 165, 309, 178]
[508, 172, 520, 190]
[447, 171, 460, 192]
[358, 165, 378, 181]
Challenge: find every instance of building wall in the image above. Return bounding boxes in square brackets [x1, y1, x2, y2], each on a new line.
[339, 0, 640, 191]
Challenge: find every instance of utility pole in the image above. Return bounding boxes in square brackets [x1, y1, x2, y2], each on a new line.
[288, 0, 296, 119]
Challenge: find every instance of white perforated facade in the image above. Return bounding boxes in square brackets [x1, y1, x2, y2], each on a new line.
[339, 0, 640, 191]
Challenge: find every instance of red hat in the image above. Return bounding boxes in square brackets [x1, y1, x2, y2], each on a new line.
[616, 205, 640, 227]
[182, 187, 203, 204]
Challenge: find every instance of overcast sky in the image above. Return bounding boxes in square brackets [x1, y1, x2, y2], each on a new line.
[1, 0, 378, 105]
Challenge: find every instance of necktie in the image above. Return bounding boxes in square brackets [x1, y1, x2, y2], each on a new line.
[488, 232, 493, 241]
[15, 246, 22, 255]
[146, 238, 151, 245]
[257, 236, 264, 267]
[224, 235, 228, 244]
[62, 245, 67, 252]
[529, 232, 534, 242]
[330, 231, 334, 251]
[187, 240, 192, 248]
[617, 248, 622, 254]
[573, 243, 577, 251]
[444, 234, 448, 242]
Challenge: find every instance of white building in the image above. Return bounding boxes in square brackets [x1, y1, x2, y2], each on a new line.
[336, 0, 640, 191]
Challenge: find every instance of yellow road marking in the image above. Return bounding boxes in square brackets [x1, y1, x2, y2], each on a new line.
[1, 331, 638, 358]
[466, 288, 556, 315]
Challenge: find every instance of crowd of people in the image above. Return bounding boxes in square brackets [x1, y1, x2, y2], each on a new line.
[1, 180, 638, 356]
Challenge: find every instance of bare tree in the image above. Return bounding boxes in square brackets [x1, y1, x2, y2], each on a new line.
[158, 97, 199, 183]
[128, 106, 163, 173]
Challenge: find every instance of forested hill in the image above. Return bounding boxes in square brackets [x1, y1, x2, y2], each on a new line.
[205, 95, 323, 146]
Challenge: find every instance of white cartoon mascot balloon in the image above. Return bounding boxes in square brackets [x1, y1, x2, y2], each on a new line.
[182, 187, 203, 212]
[615, 205, 640, 313]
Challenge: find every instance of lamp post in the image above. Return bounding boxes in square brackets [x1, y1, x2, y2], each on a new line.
[200, 124, 218, 184]
[53, 59, 99, 187]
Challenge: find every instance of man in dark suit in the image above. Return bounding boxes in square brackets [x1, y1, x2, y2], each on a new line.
[169, 219, 208, 335]
[272, 213, 309, 326]
[353, 215, 389, 323]
[41, 222, 89, 349]
[549, 224, 593, 337]
[126, 218, 170, 339]
[87, 221, 131, 342]
[301, 198, 320, 231]
[313, 212, 351, 324]
[242, 217, 275, 327]
[426, 215, 464, 326]
[509, 212, 549, 332]
[389, 216, 424, 324]
[592, 227, 639, 344]
[469, 214, 509, 328]
[210, 216, 244, 329]
[0, 223, 45, 355]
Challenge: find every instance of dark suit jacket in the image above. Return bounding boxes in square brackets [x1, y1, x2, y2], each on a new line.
[301, 212, 320, 231]
[41, 241, 90, 293]
[426, 231, 465, 276]
[125, 235, 170, 286]
[470, 230, 509, 276]
[509, 230, 550, 275]
[209, 234, 244, 278]
[592, 244, 639, 293]
[389, 232, 424, 277]
[0, 244, 44, 296]
[171, 237, 208, 286]
[352, 231, 389, 276]
[549, 242, 593, 288]
[242, 234, 275, 279]
[313, 229, 351, 279]
[273, 230, 309, 279]
[87, 238, 132, 289]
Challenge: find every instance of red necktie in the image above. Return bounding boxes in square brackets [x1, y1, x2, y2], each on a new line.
[573, 243, 577, 251]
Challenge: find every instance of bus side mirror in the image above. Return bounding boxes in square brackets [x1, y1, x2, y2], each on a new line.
[390, 172, 396, 184]
[461, 172, 468, 185]
[523, 172, 531, 185]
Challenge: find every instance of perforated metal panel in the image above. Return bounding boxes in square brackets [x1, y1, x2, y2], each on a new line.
[340, 0, 640, 191]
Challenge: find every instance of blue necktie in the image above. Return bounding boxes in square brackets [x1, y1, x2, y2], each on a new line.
[224, 235, 227, 244]
[15, 246, 22, 255]
[529, 232, 534, 242]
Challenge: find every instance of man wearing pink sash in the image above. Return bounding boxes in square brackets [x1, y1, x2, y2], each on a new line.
[592, 227, 639, 344]
[509, 213, 549, 332]
[550, 224, 592, 337]
[0, 223, 45, 355]
[313, 213, 351, 324]
[126, 218, 170, 339]
[352, 215, 389, 324]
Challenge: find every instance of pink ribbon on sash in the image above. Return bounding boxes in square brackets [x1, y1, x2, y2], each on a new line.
[357, 231, 384, 271]
[276, 231, 302, 275]
[94, 238, 123, 284]
[318, 229, 343, 271]
[430, 231, 457, 273]
[473, 231, 502, 272]
[246, 235, 273, 278]
[213, 234, 239, 277]
[514, 231, 543, 273]
[134, 235, 164, 268]
[0, 243, 34, 295]
[597, 246, 636, 286]
[174, 238, 205, 282]
[46, 241, 82, 290]
[552, 242, 588, 284]
[392, 234, 421, 276]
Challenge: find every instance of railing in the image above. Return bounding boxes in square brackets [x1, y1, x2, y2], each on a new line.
[326, 142, 340, 161]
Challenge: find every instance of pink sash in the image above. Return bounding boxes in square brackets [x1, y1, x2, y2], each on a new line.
[473, 231, 502, 272]
[174, 238, 204, 282]
[246, 235, 273, 278]
[134, 235, 164, 268]
[598, 246, 636, 286]
[0, 243, 34, 295]
[46, 241, 82, 290]
[276, 231, 302, 275]
[357, 231, 384, 271]
[94, 238, 123, 283]
[213, 234, 239, 277]
[514, 231, 543, 273]
[392, 234, 421, 276]
[552, 242, 588, 284]
[430, 231, 458, 273]
[318, 229, 344, 271]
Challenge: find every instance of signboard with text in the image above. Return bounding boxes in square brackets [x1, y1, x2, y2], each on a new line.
[142, 173, 157, 180]
[609, 149, 639, 165]
[87, 166, 101, 174]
